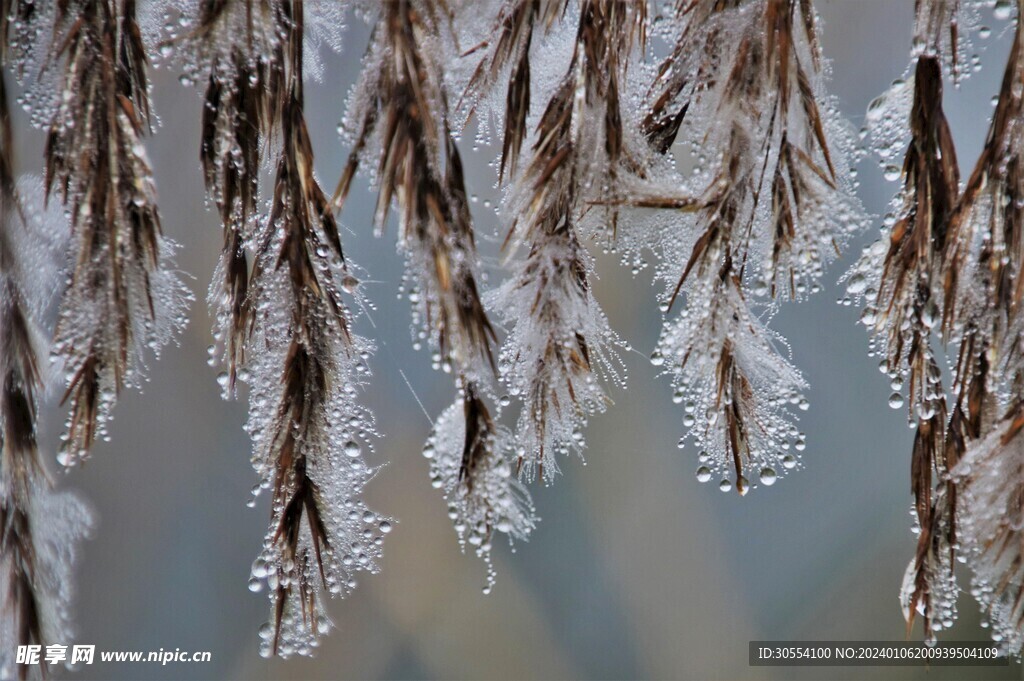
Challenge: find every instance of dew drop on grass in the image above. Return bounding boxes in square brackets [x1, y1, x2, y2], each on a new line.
[846, 273, 867, 295]
[736, 476, 750, 496]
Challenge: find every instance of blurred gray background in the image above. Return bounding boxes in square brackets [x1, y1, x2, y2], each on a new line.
[11, 1, 1024, 679]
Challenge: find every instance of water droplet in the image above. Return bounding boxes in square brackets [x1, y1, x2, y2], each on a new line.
[759, 468, 777, 486]
[922, 299, 939, 329]
[846, 273, 867, 295]
[343, 441, 362, 458]
[341, 275, 360, 293]
[56, 449, 75, 468]
[718, 479, 732, 493]
[888, 392, 904, 409]
[736, 476, 750, 496]
[866, 94, 887, 122]
[696, 466, 712, 482]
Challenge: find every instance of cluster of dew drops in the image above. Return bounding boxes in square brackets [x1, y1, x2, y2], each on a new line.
[648, 347, 807, 493]
[423, 436, 502, 594]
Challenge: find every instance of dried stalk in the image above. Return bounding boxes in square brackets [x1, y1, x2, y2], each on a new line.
[945, 1, 1024, 653]
[885, 54, 960, 641]
[337, 0, 532, 584]
[184, 0, 282, 392]
[0, 55, 44, 681]
[633, 0, 860, 492]
[1, 13, 92, 676]
[423, 378, 536, 592]
[462, 0, 565, 182]
[481, 0, 643, 483]
[243, 0, 387, 657]
[338, 0, 497, 380]
[44, 0, 188, 465]
[943, 1, 1024, 401]
[846, 0, 963, 639]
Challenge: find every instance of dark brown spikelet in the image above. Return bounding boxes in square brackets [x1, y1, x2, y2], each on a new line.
[635, 0, 844, 300]
[337, 0, 496, 380]
[943, 7, 1024, 388]
[463, 0, 645, 190]
[954, 399, 1024, 651]
[575, 0, 647, 228]
[507, 74, 600, 482]
[258, 0, 339, 651]
[869, 53, 960, 640]
[642, 0, 747, 153]
[843, 0, 983, 646]
[0, 508, 41, 681]
[337, 0, 518, 563]
[44, 0, 187, 465]
[1, 15, 92, 675]
[243, 1, 386, 658]
[337, 1, 536, 579]
[187, 0, 281, 391]
[420, 373, 537, 591]
[460, 380, 495, 491]
[655, 0, 839, 292]
[266, 334, 331, 656]
[614, 0, 848, 495]
[486, 0, 643, 482]
[462, 0, 565, 182]
[942, 4, 1024, 653]
[0, 49, 44, 680]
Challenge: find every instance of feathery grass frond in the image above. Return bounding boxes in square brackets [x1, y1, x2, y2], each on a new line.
[0, 26, 93, 676]
[240, 1, 388, 657]
[338, 0, 497, 380]
[43, 0, 189, 466]
[623, 0, 864, 493]
[336, 0, 533, 583]
[481, 0, 641, 483]
[942, 3, 1024, 653]
[182, 0, 281, 393]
